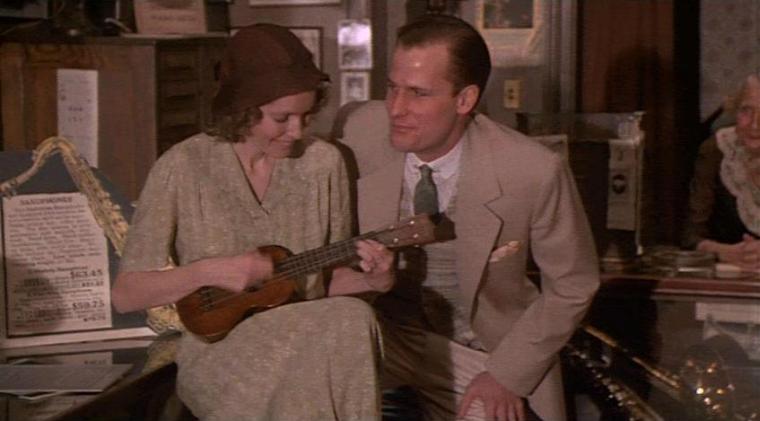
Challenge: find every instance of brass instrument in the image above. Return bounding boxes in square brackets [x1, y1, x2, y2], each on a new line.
[565, 326, 674, 421]
[0, 136, 128, 255]
[566, 325, 760, 420]
[679, 334, 760, 420]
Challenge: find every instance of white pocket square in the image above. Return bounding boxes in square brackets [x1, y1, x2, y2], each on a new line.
[489, 241, 521, 262]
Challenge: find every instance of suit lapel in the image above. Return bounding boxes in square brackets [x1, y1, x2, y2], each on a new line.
[454, 117, 504, 316]
[358, 153, 405, 233]
[355, 114, 504, 316]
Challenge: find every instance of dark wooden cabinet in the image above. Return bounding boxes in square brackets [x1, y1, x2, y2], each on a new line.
[1, 36, 226, 200]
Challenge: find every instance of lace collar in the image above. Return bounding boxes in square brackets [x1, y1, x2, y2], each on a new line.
[717, 126, 760, 235]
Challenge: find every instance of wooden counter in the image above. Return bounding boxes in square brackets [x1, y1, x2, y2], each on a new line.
[600, 271, 760, 298]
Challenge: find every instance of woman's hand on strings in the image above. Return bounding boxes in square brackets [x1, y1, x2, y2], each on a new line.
[204, 250, 274, 292]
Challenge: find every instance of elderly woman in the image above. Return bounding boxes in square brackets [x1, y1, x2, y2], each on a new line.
[111, 24, 393, 420]
[683, 74, 760, 270]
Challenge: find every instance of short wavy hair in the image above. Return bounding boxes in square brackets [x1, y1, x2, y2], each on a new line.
[204, 82, 330, 142]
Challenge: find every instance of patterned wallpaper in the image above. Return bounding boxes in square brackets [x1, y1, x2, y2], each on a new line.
[701, 0, 760, 119]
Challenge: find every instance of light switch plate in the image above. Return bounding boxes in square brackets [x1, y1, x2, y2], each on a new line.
[503, 79, 521, 109]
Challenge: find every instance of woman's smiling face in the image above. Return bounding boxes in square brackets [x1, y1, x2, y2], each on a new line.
[246, 90, 316, 159]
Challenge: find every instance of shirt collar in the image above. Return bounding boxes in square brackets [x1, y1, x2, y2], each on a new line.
[405, 139, 464, 180]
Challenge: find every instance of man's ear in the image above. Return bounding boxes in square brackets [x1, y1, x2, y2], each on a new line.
[456, 84, 480, 115]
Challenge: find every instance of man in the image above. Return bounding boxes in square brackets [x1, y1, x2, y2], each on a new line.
[339, 15, 599, 421]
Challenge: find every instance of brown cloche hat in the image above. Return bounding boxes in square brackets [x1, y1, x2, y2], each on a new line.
[212, 23, 329, 116]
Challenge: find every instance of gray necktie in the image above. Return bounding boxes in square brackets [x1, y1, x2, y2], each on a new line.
[414, 165, 439, 215]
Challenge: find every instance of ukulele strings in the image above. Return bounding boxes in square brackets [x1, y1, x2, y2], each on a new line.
[200, 231, 381, 308]
[275, 232, 375, 273]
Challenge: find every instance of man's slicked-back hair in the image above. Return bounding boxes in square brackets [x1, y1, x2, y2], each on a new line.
[396, 14, 491, 100]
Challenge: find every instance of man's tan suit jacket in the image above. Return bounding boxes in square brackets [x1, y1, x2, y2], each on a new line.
[338, 101, 599, 420]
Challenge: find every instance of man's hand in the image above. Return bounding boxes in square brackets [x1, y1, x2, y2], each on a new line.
[457, 371, 525, 421]
[328, 240, 395, 297]
[355, 239, 395, 292]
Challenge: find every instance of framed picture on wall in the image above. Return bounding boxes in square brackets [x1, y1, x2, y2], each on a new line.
[337, 19, 372, 70]
[473, 0, 543, 66]
[249, 0, 340, 5]
[340, 72, 370, 106]
[478, 0, 534, 30]
[289, 27, 322, 69]
[134, 0, 208, 34]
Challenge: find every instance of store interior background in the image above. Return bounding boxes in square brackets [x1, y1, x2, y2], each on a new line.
[0, 2, 759, 420]
[0, 0, 757, 259]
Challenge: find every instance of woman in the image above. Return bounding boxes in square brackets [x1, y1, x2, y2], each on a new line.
[111, 24, 393, 420]
[683, 74, 760, 270]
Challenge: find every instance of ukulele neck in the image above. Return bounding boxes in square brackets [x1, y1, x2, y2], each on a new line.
[274, 232, 378, 278]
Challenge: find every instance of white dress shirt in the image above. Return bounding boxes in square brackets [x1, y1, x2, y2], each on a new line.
[404, 140, 463, 214]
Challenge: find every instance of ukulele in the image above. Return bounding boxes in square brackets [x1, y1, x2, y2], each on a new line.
[176, 214, 438, 342]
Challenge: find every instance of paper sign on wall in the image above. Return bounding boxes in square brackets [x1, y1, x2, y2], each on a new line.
[1, 193, 111, 338]
[57, 69, 99, 167]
